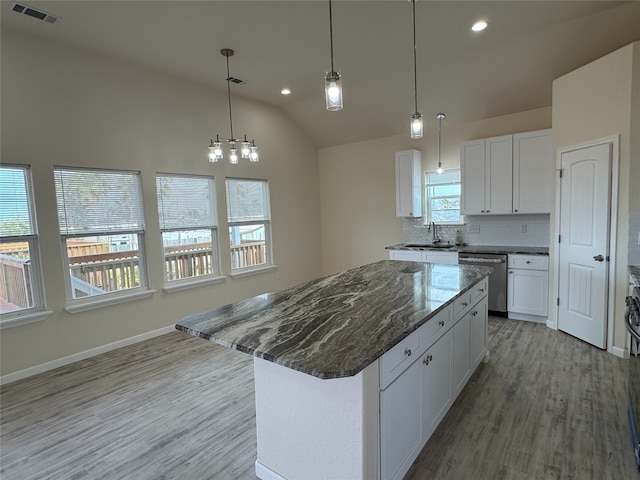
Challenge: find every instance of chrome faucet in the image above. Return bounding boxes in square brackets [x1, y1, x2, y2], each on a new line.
[430, 222, 441, 244]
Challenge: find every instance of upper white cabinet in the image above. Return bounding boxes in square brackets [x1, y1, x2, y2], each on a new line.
[395, 150, 422, 217]
[513, 129, 552, 213]
[460, 135, 512, 215]
[461, 129, 552, 215]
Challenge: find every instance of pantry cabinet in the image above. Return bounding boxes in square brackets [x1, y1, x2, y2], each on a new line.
[395, 150, 422, 217]
[461, 129, 552, 215]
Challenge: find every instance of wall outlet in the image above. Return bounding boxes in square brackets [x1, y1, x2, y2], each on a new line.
[521, 224, 528, 233]
[467, 224, 480, 234]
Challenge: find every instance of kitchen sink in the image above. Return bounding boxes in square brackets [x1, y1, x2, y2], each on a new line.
[404, 243, 453, 249]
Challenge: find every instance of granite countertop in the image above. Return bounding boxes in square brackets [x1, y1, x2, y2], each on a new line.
[386, 243, 549, 255]
[176, 260, 491, 380]
[630, 266, 640, 286]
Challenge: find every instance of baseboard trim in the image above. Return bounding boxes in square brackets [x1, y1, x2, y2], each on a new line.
[255, 460, 286, 480]
[611, 346, 627, 359]
[0, 325, 176, 386]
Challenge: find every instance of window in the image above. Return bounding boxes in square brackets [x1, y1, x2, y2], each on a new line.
[0, 164, 45, 318]
[425, 169, 461, 224]
[54, 167, 148, 303]
[156, 173, 220, 285]
[226, 178, 272, 272]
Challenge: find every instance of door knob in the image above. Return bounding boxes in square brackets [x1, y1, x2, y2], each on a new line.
[593, 254, 604, 262]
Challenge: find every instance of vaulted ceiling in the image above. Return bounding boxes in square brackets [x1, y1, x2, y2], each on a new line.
[2, 0, 640, 148]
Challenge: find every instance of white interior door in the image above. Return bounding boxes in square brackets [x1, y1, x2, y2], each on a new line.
[557, 143, 611, 348]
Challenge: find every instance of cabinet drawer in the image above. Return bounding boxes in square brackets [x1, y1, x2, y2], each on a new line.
[471, 277, 488, 303]
[420, 307, 452, 350]
[380, 328, 422, 389]
[454, 292, 473, 317]
[389, 250, 423, 262]
[508, 255, 548, 270]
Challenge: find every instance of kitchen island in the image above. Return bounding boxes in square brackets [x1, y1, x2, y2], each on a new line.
[176, 260, 491, 480]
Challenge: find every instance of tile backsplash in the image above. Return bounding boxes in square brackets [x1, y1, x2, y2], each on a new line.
[629, 212, 640, 265]
[403, 214, 551, 247]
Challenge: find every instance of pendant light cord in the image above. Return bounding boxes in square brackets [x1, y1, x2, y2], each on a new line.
[225, 53, 234, 141]
[412, 0, 418, 114]
[438, 116, 442, 165]
[329, 0, 335, 72]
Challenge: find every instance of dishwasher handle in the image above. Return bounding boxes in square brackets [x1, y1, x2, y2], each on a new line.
[459, 257, 505, 264]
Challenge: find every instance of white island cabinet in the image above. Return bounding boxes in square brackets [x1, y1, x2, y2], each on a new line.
[176, 261, 490, 480]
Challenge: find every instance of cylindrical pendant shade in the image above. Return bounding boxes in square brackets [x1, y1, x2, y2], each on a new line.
[325, 71, 343, 111]
[410, 112, 423, 139]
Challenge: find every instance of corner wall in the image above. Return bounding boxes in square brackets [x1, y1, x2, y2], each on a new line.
[0, 28, 323, 376]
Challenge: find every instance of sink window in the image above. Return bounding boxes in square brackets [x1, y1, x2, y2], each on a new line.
[425, 169, 461, 224]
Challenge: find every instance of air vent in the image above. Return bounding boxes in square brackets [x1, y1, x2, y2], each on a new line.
[9, 1, 60, 24]
[227, 77, 247, 85]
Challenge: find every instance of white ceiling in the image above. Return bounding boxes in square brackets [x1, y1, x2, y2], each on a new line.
[2, 0, 640, 148]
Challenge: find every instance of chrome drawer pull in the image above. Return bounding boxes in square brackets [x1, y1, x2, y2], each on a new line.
[423, 354, 433, 366]
[438, 320, 445, 327]
[404, 348, 412, 357]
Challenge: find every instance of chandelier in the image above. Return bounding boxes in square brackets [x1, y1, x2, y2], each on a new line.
[208, 49, 259, 164]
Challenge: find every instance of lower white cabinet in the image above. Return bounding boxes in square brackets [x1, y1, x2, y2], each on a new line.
[388, 249, 422, 262]
[379, 284, 488, 480]
[380, 354, 424, 480]
[507, 255, 549, 321]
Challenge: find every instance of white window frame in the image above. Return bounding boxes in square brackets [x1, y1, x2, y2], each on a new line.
[0, 164, 51, 328]
[424, 169, 463, 225]
[225, 177, 275, 277]
[156, 173, 224, 292]
[54, 166, 154, 313]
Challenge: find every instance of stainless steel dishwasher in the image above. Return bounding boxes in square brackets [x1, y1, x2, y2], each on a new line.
[458, 253, 508, 316]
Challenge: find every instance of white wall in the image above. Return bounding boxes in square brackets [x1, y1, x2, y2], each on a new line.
[552, 41, 639, 351]
[0, 28, 323, 376]
[318, 107, 552, 275]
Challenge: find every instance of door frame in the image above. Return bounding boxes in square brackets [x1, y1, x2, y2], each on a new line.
[551, 135, 619, 354]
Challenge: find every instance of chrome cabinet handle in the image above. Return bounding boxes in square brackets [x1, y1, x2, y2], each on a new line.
[462, 301, 468, 307]
[593, 254, 604, 262]
[404, 348, 412, 357]
[438, 320, 445, 327]
[423, 354, 433, 366]
[471, 310, 478, 317]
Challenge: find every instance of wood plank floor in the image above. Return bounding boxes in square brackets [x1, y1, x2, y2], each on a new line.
[1, 318, 638, 479]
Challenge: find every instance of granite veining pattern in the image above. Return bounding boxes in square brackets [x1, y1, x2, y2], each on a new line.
[176, 260, 491, 379]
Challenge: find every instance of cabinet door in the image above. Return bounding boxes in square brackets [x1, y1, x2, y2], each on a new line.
[484, 135, 513, 214]
[513, 130, 552, 213]
[507, 268, 549, 317]
[389, 250, 422, 262]
[395, 150, 422, 217]
[460, 140, 485, 215]
[421, 328, 453, 440]
[470, 297, 488, 369]
[380, 358, 423, 480]
[452, 312, 471, 398]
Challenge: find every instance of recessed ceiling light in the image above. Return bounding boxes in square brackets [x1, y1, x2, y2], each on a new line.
[280, 88, 291, 95]
[472, 20, 487, 32]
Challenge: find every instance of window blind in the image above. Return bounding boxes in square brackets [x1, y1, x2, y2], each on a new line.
[54, 167, 144, 236]
[0, 165, 36, 237]
[226, 179, 270, 223]
[156, 174, 216, 230]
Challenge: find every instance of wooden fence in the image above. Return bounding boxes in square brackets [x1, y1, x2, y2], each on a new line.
[0, 241, 266, 307]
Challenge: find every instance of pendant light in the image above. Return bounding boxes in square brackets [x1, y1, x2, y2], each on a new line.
[436, 113, 445, 174]
[325, 0, 343, 111]
[409, 0, 423, 139]
[208, 49, 259, 164]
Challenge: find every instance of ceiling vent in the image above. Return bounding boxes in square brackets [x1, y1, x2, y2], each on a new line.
[9, 1, 60, 24]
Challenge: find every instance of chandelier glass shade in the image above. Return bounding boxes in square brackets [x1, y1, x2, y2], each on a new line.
[208, 48, 259, 164]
